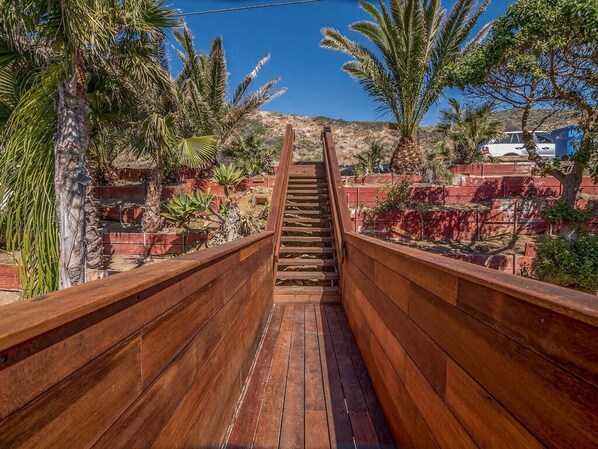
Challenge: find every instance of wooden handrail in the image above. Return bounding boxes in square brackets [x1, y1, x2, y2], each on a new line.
[266, 124, 294, 262]
[0, 231, 274, 352]
[344, 231, 598, 325]
[322, 125, 352, 274]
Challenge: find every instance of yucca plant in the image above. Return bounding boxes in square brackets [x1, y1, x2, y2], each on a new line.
[321, 0, 490, 174]
[224, 133, 276, 176]
[175, 23, 286, 159]
[435, 97, 503, 164]
[354, 142, 387, 175]
[212, 164, 245, 198]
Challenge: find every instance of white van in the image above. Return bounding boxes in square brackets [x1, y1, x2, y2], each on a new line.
[478, 132, 556, 159]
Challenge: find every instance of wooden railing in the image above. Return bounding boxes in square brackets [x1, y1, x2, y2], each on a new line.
[323, 126, 598, 449]
[266, 124, 294, 265]
[322, 125, 352, 276]
[0, 232, 275, 448]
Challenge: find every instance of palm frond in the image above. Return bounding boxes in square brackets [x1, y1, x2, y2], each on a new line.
[179, 135, 217, 168]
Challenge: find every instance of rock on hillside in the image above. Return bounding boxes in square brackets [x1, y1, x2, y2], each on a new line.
[244, 109, 578, 165]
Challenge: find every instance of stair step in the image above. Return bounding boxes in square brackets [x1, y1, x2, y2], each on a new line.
[281, 227, 332, 233]
[283, 218, 330, 224]
[281, 236, 334, 243]
[289, 175, 326, 180]
[284, 210, 328, 216]
[285, 202, 328, 208]
[273, 286, 341, 304]
[276, 272, 339, 281]
[287, 189, 328, 196]
[287, 195, 328, 202]
[278, 258, 336, 266]
[288, 182, 328, 187]
[278, 247, 334, 254]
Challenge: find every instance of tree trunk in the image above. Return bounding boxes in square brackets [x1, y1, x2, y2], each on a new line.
[142, 163, 164, 233]
[521, 111, 585, 240]
[390, 136, 422, 174]
[85, 180, 105, 273]
[55, 76, 90, 289]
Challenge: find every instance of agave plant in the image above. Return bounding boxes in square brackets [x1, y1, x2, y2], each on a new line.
[161, 193, 200, 228]
[211, 164, 245, 198]
[161, 189, 223, 228]
[321, 0, 490, 174]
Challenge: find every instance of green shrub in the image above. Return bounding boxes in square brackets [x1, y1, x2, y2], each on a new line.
[374, 181, 412, 212]
[541, 201, 593, 228]
[533, 235, 598, 293]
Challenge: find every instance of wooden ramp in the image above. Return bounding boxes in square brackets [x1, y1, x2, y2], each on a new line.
[226, 304, 395, 449]
[0, 124, 596, 449]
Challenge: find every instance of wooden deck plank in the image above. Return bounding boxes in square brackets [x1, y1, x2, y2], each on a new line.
[226, 305, 395, 449]
[335, 307, 396, 449]
[227, 306, 285, 449]
[280, 305, 306, 449]
[305, 305, 326, 412]
[325, 306, 381, 449]
[253, 305, 295, 449]
[319, 306, 355, 449]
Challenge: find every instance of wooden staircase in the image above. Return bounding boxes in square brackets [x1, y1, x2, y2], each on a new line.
[273, 162, 341, 304]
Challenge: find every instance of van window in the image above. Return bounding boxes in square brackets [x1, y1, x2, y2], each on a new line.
[513, 133, 523, 143]
[535, 132, 553, 144]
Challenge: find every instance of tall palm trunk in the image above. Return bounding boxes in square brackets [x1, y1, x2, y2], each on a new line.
[85, 180, 105, 274]
[390, 135, 422, 174]
[55, 74, 89, 288]
[142, 161, 164, 233]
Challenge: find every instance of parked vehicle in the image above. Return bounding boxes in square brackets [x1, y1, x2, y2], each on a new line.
[552, 125, 583, 159]
[478, 131, 556, 158]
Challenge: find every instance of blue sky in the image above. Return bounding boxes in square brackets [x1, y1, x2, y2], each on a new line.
[168, 0, 511, 125]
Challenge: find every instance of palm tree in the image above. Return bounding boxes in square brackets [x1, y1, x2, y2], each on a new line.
[0, 0, 176, 294]
[321, 0, 490, 173]
[435, 97, 503, 164]
[354, 142, 387, 175]
[175, 23, 286, 159]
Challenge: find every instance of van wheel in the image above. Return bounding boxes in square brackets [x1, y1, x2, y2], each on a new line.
[502, 153, 518, 157]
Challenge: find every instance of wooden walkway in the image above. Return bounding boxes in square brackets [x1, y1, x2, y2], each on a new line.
[226, 304, 395, 449]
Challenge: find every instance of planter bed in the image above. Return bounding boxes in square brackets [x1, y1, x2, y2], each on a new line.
[95, 176, 275, 201]
[103, 232, 210, 256]
[0, 264, 20, 291]
[449, 162, 535, 176]
[345, 176, 598, 207]
[355, 198, 598, 242]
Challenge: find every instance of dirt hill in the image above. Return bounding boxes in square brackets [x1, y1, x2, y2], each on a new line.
[244, 109, 578, 165]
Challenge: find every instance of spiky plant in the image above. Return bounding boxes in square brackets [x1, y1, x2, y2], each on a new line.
[355, 142, 387, 175]
[224, 132, 276, 176]
[175, 22, 286, 159]
[211, 164, 245, 198]
[321, 0, 490, 173]
[435, 97, 503, 164]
